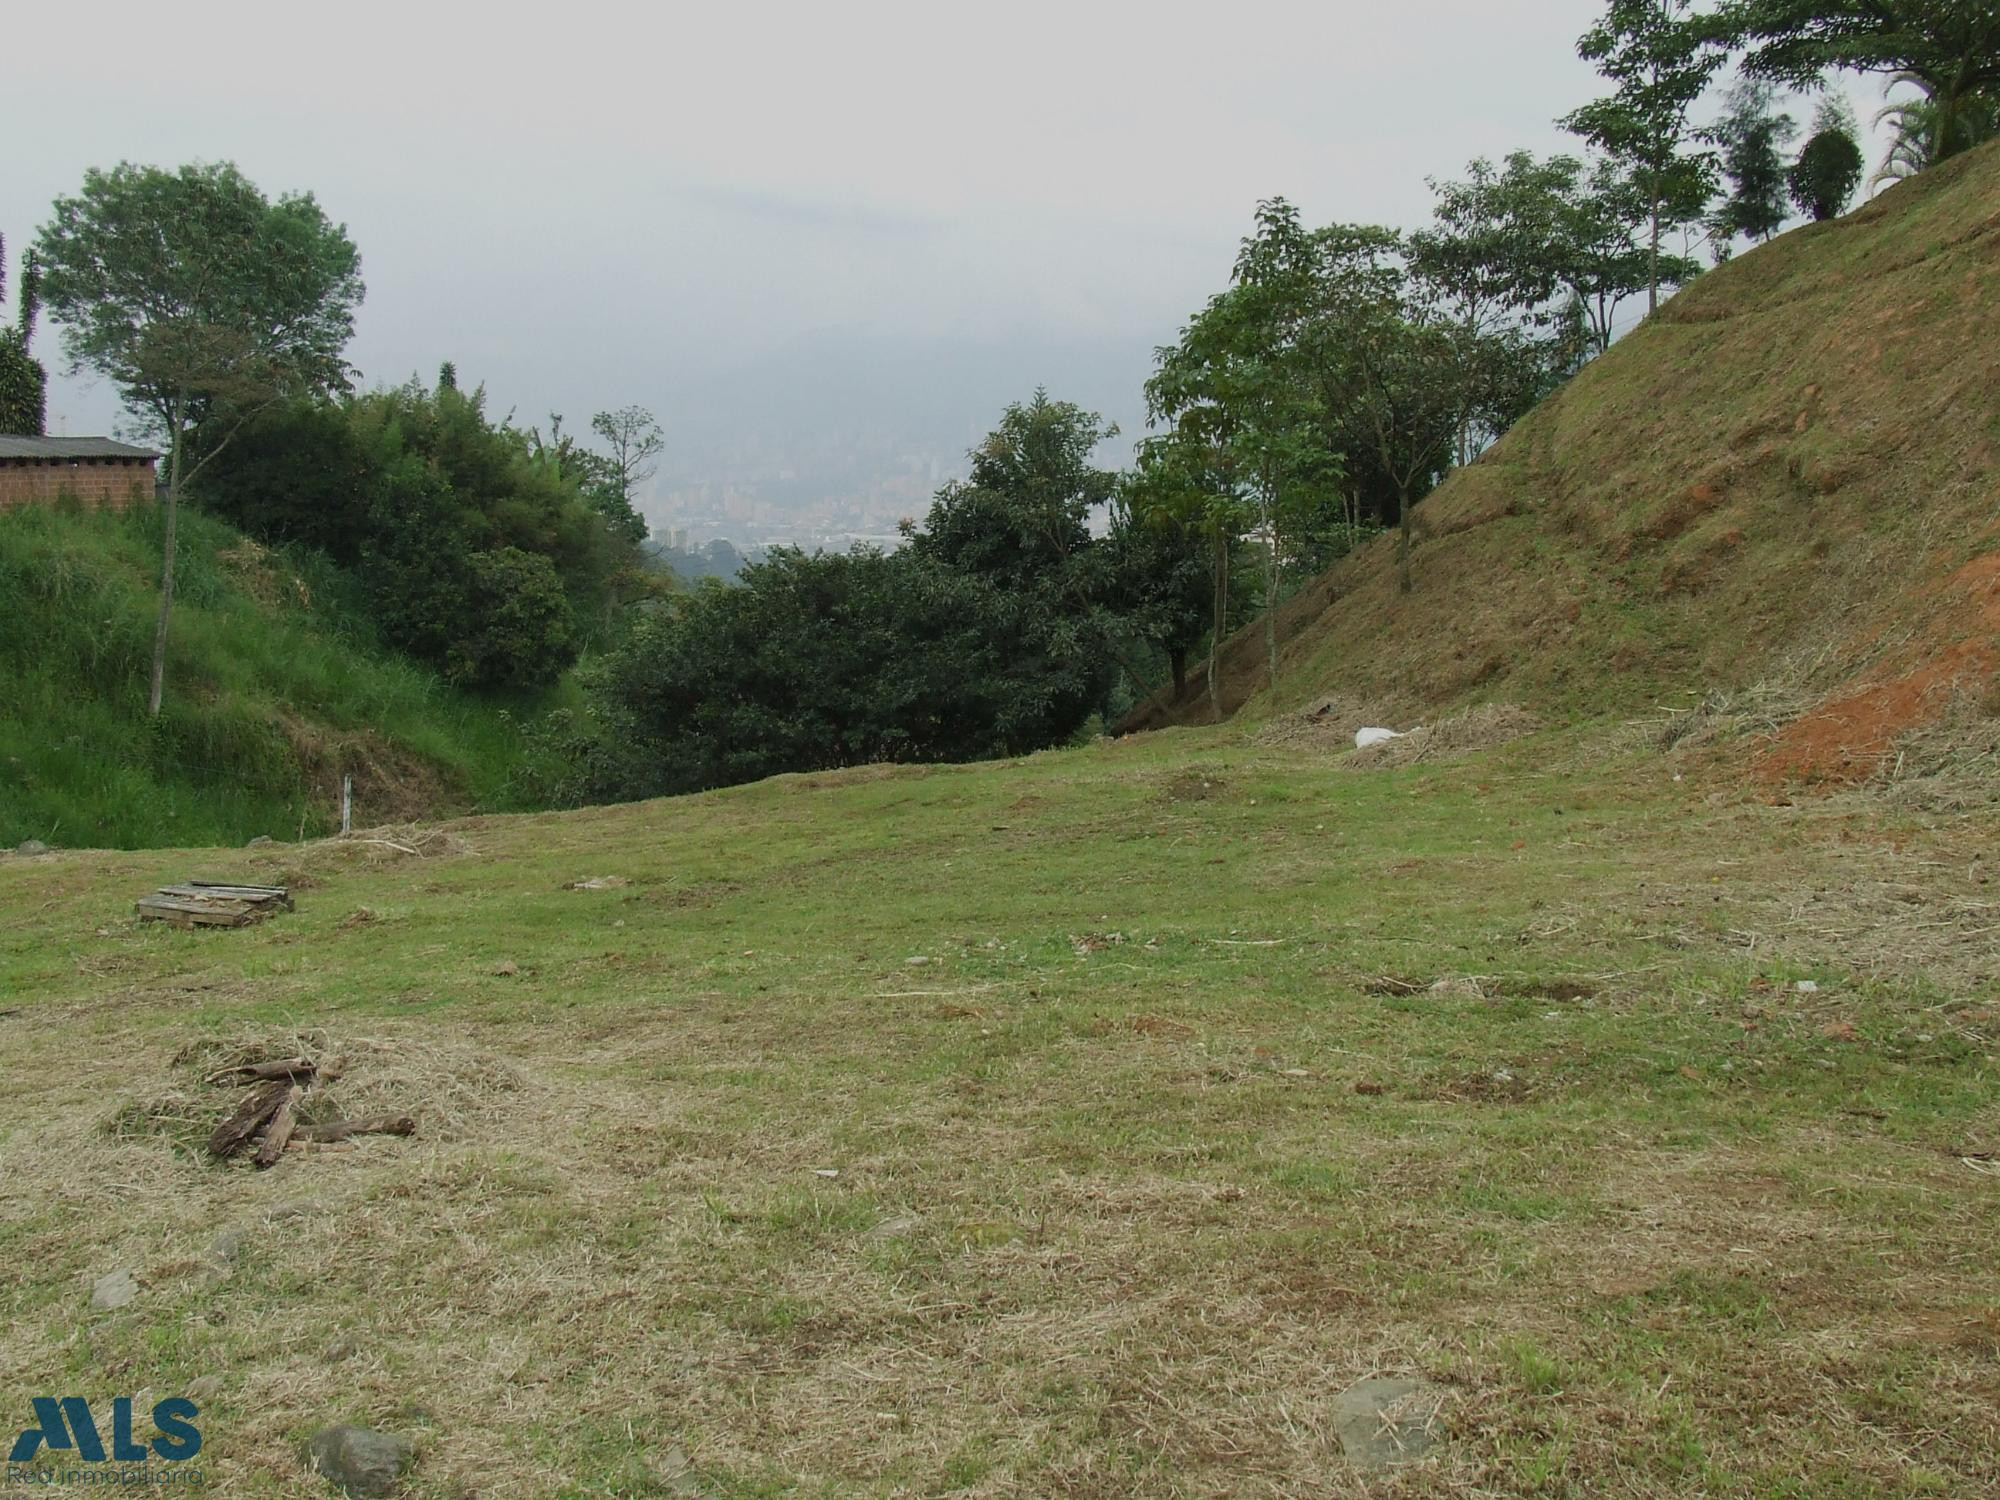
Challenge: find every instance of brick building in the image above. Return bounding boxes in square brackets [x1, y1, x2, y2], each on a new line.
[0, 436, 160, 510]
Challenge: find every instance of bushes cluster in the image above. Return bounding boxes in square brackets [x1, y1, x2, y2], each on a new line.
[195, 377, 629, 690]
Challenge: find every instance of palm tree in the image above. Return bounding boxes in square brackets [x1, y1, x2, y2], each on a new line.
[1872, 75, 2000, 189]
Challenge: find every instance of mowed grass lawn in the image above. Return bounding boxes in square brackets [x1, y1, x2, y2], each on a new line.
[0, 725, 1995, 1497]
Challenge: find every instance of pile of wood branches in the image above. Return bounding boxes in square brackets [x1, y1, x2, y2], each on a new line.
[204, 1056, 414, 1167]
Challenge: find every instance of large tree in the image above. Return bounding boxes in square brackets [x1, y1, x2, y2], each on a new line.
[1729, 1, 2000, 166]
[1561, 0, 1733, 314]
[0, 235, 47, 435]
[1708, 75, 1797, 249]
[1790, 95, 1867, 217]
[1410, 153, 1606, 457]
[587, 404, 663, 547]
[1113, 436, 1240, 711]
[1148, 201, 1345, 691]
[1409, 154, 1573, 346]
[904, 390, 1120, 728]
[34, 163, 363, 714]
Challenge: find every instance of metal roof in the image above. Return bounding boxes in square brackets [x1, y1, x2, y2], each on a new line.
[0, 436, 162, 460]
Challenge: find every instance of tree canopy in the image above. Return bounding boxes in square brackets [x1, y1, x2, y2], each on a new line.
[1561, 0, 1733, 311]
[0, 234, 47, 435]
[34, 161, 365, 714]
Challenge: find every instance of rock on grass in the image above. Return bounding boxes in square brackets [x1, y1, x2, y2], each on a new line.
[307, 1425, 413, 1496]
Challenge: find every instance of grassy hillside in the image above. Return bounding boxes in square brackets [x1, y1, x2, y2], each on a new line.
[0, 727, 1994, 1495]
[0, 501, 562, 849]
[1127, 142, 2000, 786]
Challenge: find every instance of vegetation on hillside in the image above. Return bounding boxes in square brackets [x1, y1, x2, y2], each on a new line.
[8, 1, 1997, 841]
[195, 372, 657, 690]
[0, 501, 564, 848]
[1127, 138, 2000, 777]
[0, 234, 46, 435]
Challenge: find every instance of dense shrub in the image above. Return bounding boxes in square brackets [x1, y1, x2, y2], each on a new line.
[550, 545, 1100, 802]
[194, 376, 624, 688]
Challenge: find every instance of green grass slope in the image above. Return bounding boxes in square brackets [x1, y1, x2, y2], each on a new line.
[1127, 142, 2000, 778]
[0, 501, 559, 849]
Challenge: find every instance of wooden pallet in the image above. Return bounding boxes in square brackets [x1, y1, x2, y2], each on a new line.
[136, 882, 293, 929]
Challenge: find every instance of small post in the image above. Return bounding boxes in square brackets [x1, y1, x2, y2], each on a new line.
[340, 774, 352, 835]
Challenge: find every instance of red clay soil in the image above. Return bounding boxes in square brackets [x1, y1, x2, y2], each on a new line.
[1758, 547, 2000, 784]
[1758, 642, 1994, 784]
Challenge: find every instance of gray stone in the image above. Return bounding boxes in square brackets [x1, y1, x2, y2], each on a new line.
[657, 1445, 708, 1496]
[247, 835, 275, 847]
[15, 839, 50, 857]
[90, 1268, 139, 1311]
[208, 1227, 250, 1266]
[1332, 1376, 1445, 1469]
[306, 1425, 413, 1497]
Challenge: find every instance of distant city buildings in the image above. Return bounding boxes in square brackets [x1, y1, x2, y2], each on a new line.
[643, 433, 953, 557]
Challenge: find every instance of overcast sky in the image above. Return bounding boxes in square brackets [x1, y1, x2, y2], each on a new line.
[0, 1, 1893, 517]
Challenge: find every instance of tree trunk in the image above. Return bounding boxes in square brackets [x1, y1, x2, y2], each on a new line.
[1170, 648, 1187, 703]
[147, 415, 185, 718]
[1397, 485, 1413, 595]
[1261, 476, 1278, 694]
[1208, 528, 1227, 723]
[1649, 199, 1662, 316]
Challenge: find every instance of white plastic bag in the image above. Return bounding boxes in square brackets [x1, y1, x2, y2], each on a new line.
[1354, 727, 1403, 749]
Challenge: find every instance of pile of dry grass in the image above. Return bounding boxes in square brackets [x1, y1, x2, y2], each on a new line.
[1344, 704, 1540, 770]
[1643, 682, 1811, 753]
[213, 538, 308, 611]
[301, 823, 472, 867]
[1877, 697, 2000, 811]
[1254, 696, 1371, 751]
[101, 1027, 527, 1161]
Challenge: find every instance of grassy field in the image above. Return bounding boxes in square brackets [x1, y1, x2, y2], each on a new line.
[1, 721, 1995, 1496]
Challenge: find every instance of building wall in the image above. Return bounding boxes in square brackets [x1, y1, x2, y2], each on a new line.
[0, 460, 157, 511]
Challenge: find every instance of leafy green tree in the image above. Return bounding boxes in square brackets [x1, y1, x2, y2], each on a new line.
[1546, 157, 1666, 353]
[588, 405, 663, 547]
[1413, 152, 1668, 363]
[1108, 445, 1222, 705]
[196, 372, 630, 681]
[912, 390, 1114, 589]
[1409, 154, 1573, 342]
[0, 235, 48, 435]
[1790, 96, 1867, 216]
[1291, 224, 1508, 594]
[1339, 299, 1479, 595]
[1410, 154, 1607, 455]
[1729, 1, 2000, 166]
[33, 162, 363, 715]
[905, 390, 1119, 727]
[451, 547, 576, 690]
[1149, 201, 1346, 690]
[567, 546, 1093, 801]
[189, 396, 373, 558]
[1126, 427, 1251, 721]
[1709, 76, 1797, 249]
[1561, 0, 1733, 314]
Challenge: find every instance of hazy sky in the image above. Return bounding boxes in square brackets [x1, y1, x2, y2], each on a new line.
[0, 1, 1892, 515]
